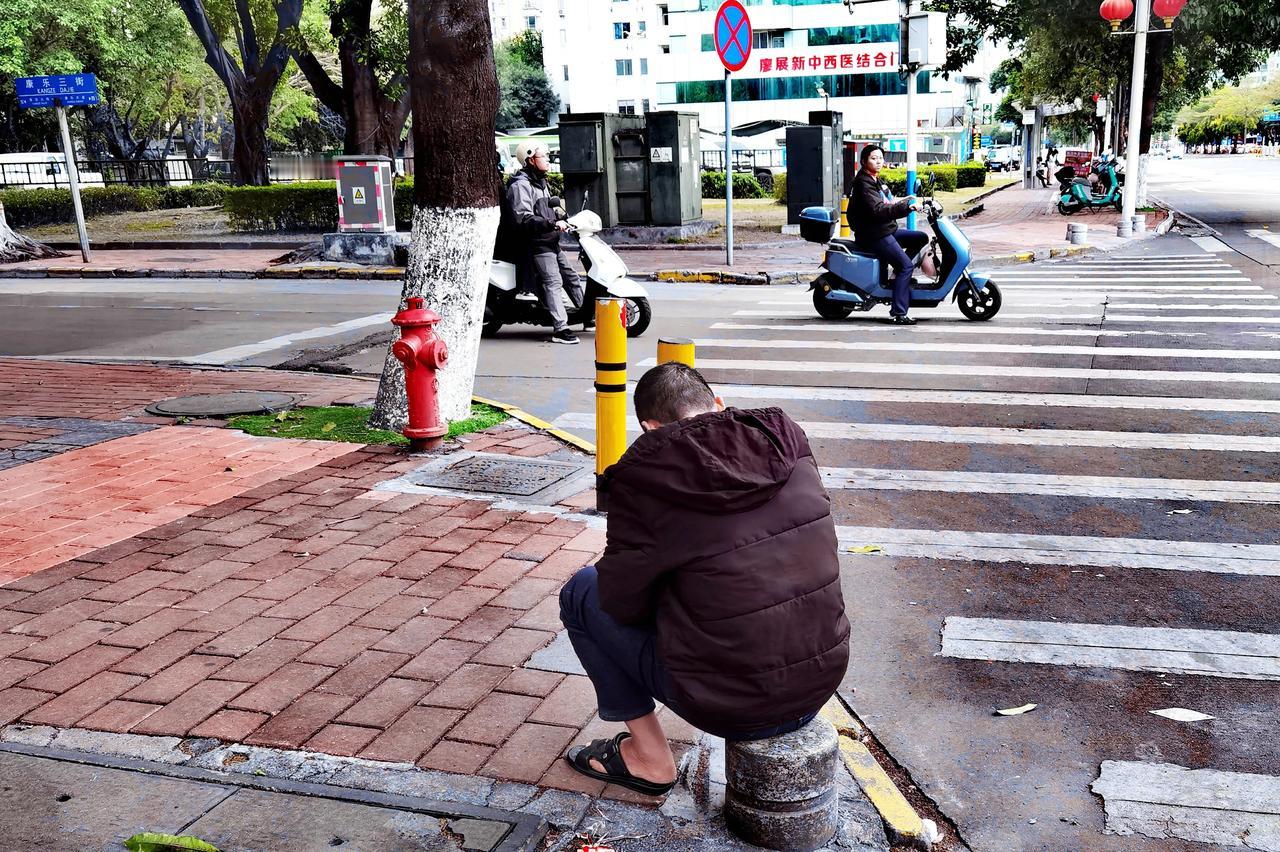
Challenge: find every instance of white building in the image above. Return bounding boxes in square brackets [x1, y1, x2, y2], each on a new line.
[537, 0, 1007, 159]
[490, 0, 545, 42]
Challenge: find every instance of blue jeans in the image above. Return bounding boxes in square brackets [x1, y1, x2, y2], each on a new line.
[558, 566, 816, 741]
[861, 229, 929, 317]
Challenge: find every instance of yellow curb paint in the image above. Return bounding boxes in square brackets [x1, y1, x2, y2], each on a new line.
[819, 699, 926, 845]
[655, 270, 721, 283]
[470, 395, 597, 454]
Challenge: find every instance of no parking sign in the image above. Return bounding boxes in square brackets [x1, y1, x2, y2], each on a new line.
[713, 0, 752, 73]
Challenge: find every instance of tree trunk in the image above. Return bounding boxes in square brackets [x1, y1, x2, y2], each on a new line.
[340, 47, 411, 157]
[368, 0, 500, 430]
[231, 84, 272, 186]
[0, 202, 63, 263]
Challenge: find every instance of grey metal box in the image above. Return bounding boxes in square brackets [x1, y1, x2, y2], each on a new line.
[646, 111, 702, 226]
[559, 112, 646, 228]
[335, 155, 395, 233]
[785, 126, 835, 224]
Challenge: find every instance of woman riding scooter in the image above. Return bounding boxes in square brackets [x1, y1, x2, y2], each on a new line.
[848, 145, 927, 326]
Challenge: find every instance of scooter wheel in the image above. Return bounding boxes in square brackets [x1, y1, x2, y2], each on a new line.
[1057, 200, 1076, 215]
[958, 280, 1001, 321]
[813, 281, 853, 320]
[624, 298, 651, 338]
[481, 305, 503, 338]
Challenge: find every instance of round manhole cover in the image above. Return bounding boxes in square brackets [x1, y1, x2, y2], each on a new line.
[145, 392, 300, 417]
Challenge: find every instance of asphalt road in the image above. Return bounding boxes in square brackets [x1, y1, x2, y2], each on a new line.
[3, 153, 1280, 851]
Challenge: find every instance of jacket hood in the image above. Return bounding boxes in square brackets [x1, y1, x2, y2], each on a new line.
[604, 407, 810, 514]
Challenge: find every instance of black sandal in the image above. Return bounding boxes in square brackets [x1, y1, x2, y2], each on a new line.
[564, 732, 677, 796]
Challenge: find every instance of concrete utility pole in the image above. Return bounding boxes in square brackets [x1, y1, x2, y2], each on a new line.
[1117, 0, 1149, 238]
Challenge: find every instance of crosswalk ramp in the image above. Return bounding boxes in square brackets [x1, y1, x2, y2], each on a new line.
[575, 250, 1280, 848]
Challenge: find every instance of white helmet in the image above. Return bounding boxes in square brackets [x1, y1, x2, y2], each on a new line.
[522, 144, 550, 166]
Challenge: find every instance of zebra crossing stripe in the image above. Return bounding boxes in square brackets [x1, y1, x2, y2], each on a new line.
[713, 383, 1280, 414]
[1245, 228, 1280, 249]
[763, 294, 1276, 302]
[820, 467, 1280, 502]
[801, 421, 1280, 452]
[1190, 236, 1233, 252]
[639, 357, 1280, 384]
[731, 311, 1280, 323]
[833, 526, 1280, 575]
[712, 322, 1209, 338]
[1092, 761, 1280, 849]
[939, 617, 1280, 680]
[692, 338, 1280, 362]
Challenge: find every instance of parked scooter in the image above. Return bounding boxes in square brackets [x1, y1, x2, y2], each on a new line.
[485, 206, 652, 338]
[804, 177, 1002, 321]
[1056, 157, 1123, 215]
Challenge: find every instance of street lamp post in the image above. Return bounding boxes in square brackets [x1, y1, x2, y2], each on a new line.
[1102, 0, 1185, 237]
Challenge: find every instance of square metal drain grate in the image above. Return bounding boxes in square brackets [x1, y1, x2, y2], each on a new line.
[410, 454, 584, 497]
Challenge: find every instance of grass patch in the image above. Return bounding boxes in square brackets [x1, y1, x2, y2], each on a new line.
[229, 403, 508, 445]
[124, 219, 177, 232]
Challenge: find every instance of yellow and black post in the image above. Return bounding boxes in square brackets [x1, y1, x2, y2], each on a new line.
[657, 337, 695, 368]
[595, 297, 628, 512]
[839, 197, 851, 238]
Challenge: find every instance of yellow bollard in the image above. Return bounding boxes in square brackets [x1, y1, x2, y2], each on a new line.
[657, 337, 695, 367]
[839, 197, 851, 238]
[595, 297, 628, 511]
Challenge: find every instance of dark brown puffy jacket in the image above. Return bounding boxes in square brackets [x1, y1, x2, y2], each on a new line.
[596, 407, 850, 738]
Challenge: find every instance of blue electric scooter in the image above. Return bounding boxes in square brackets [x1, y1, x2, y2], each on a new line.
[802, 180, 1002, 321]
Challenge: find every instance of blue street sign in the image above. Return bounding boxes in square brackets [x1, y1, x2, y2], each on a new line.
[16, 74, 99, 109]
[1264, 110, 1280, 123]
[981, 135, 993, 147]
[885, 138, 906, 152]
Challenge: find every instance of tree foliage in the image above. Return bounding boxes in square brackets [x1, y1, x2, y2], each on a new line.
[933, 0, 1280, 153]
[1177, 79, 1280, 146]
[495, 32, 559, 131]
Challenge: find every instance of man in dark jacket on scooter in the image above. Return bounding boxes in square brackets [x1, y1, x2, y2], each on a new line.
[506, 144, 585, 345]
[849, 144, 926, 325]
[558, 362, 850, 795]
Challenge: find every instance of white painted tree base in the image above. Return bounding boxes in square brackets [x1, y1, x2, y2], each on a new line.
[0, 203, 62, 263]
[369, 204, 499, 430]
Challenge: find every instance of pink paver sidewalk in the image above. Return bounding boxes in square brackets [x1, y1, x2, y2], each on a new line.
[0, 358, 693, 806]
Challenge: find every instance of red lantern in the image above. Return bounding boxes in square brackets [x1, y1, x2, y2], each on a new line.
[1100, 0, 1135, 30]
[1152, 0, 1187, 28]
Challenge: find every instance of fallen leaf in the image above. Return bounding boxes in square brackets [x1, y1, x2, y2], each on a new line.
[995, 703, 1038, 716]
[1150, 707, 1214, 723]
[274, 411, 288, 422]
[847, 544, 884, 554]
[124, 833, 219, 852]
[321, 422, 336, 433]
[1167, 508, 1194, 515]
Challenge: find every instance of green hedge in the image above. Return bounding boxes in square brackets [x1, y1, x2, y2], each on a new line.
[0, 183, 228, 228]
[224, 181, 339, 231]
[955, 161, 987, 189]
[772, 171, 788, 205]
[701, 171, 765, 199]
[881, 164, 958, 195]
[225, 173, 562, 232]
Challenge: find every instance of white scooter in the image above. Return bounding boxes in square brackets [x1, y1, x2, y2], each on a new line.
[484, 208, 652, 338]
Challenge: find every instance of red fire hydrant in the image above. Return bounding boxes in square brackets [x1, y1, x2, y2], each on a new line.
[391, 296, 449, 451]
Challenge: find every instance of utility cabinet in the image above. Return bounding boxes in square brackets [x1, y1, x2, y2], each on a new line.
[785, 126, 836, 225]
[558, 112, 645, 228]
[646, 111, 702, 226]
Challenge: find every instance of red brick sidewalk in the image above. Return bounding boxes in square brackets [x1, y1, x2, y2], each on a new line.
[0, 359, 689, 804]
[0, 358, 376, 421]
[961, 184, 1162, 258]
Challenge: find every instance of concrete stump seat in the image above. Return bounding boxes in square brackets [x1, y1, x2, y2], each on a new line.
[723, 716, 840, 851]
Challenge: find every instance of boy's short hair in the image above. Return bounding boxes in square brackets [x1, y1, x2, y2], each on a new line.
[634, 362, 717, 426]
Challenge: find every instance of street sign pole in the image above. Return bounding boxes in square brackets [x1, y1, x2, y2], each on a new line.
[725, 69, 734, 267]
[902, 0, 917, 230]
[55, 100, 91, 263]
[713, 0, 750, 269]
